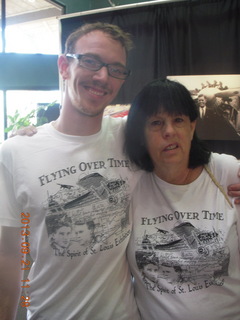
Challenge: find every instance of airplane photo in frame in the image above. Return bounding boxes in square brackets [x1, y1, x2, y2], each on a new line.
[167, 75, 240, 141]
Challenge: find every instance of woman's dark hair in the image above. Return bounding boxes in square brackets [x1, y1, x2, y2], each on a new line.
[124, 78, 211, 171]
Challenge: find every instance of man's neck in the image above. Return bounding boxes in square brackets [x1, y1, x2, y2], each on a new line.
[53, 107, 104, 136]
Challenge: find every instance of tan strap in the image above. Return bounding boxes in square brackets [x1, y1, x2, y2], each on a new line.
[204, 165, 233, 208]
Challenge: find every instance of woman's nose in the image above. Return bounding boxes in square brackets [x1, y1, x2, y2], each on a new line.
[162, 122, 175, 137]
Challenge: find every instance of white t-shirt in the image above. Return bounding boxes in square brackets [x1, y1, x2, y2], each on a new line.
[127, 153, 240, 320]
[0, 116, 141, 320]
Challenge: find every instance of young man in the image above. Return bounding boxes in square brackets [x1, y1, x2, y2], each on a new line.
[0, 22, 141, 320]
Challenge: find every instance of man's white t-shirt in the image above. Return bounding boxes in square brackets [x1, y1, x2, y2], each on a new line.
[0, 116, 141, 320]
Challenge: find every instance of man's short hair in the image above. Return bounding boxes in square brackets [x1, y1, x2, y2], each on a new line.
[64, 22, 133, 56]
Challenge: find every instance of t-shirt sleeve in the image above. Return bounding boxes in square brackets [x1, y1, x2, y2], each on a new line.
[209, 153, 240, 188]
[209, 153, 240, 250]
[0, 144, 22, 227]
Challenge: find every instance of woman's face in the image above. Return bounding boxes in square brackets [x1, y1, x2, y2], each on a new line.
[145, 111, 196, 173]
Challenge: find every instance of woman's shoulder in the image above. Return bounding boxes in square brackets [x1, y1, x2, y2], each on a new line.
[209, 152, 238, 167]
[208, 152, 239, 184]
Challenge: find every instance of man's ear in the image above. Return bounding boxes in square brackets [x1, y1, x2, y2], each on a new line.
[58, 55, 70, 80]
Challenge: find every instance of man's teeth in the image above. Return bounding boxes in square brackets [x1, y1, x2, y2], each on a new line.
[88, 88, 104, 96]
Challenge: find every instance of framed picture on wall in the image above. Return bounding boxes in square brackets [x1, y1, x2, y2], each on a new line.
[168, 75, 240, 141]
[103, 104, 130, 118]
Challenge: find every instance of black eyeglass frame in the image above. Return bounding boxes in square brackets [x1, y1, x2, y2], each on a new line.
[66, 53, 131, 80]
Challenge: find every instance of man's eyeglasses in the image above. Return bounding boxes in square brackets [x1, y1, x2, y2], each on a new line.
[66, 53, 131, 80]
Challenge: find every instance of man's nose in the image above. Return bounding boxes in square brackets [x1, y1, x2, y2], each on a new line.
[93, 65, 109, 80]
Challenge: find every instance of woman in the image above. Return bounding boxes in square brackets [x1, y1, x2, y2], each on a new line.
[124, 79, 240, 320]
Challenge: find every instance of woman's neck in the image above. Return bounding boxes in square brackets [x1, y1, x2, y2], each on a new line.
[154, 165, 203, 185]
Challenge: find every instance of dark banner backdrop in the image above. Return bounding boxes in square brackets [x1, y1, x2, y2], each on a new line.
[60, 0, 240, 157]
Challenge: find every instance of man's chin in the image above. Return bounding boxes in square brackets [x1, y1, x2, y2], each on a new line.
[78, 106, 106, 118]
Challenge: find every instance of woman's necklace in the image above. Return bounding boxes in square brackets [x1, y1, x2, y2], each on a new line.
[171, 168, 194, 185]
[182, 168, 192, 185]
[157, 167, 201, 185]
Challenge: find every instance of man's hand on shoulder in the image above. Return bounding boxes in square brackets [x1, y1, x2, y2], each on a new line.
[10, 126, 37, 138]
[228, 183, 240, 204]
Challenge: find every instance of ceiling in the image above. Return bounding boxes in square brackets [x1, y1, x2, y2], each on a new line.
[3, 0, 63, 21]
[0, 0, 64, 53]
